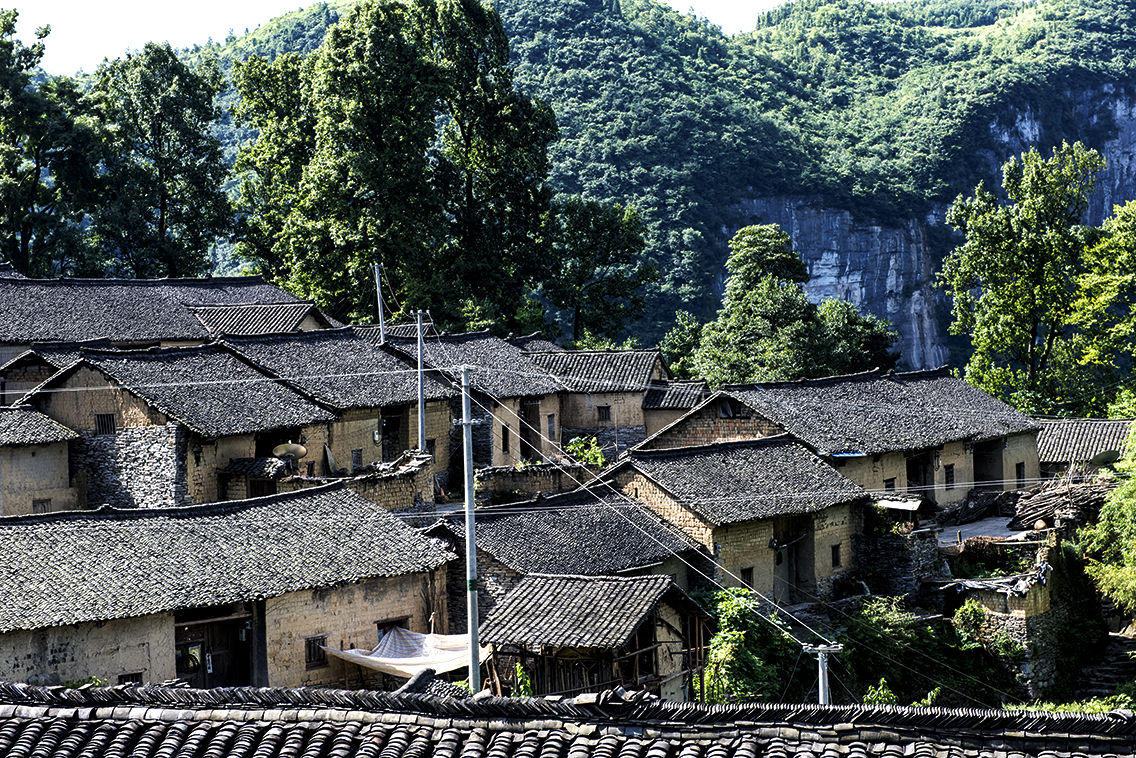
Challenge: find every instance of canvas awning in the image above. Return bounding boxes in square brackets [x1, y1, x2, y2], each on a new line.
[323, 626, 487, 678]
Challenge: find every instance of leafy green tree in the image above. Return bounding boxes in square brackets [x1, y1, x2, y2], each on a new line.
[545, 196, 656, 343]
[0, 13, 99, 276]
[691, 224, 898, 387]
[1081, 428, 1136, 612]
[428, 0, 559, 330]
[88, 42, 232, 278]
[659, 310, 702, 380]
[939, 142, 1122, 416]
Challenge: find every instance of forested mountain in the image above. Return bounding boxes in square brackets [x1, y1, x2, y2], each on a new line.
[188, 0, 1136, 361]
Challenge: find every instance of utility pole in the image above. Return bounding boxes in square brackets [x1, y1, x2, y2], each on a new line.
[459, 365, 480, 689]
[805, 643, 843, 704]
[372, 263, 386, 343]
[416, 310, 426, 452]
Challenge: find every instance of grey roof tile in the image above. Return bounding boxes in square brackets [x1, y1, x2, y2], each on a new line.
[528, 350, 666, 393]
[643, 381, 709, 410]
[479, 574, 678, 648]
[450, 489, 703, 575]
[724, 368, 1040, 456]
[0, 263, 25, 279]
[225, 329, 454, 410]
[222, 457, 292, 479]
[511, 333, 564, 353]
[55, 344, 335, 437]
[0, 483, 453, 633]
[381, 331, 563, 399]
[0, 340, 117, 374]
[0, 276, 303, 344]
[615, 437, 868, 526]
[191, 302, 336, 336]
[1037, 418, 1134, 465]
[0, 406, 78, 446]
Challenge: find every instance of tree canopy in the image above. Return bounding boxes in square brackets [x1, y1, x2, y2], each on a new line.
[663, 224, 899, 386]
[940, 142, 1136, 416]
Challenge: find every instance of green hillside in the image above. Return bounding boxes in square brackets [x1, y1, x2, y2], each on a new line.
[196, 0, 1136, 342]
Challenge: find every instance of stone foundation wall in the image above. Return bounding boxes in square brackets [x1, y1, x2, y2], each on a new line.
[74, 423, 193, 509]
[475, 462, 597, 503]
[562, 425, 645, 459]
[852, 529, 942, 596]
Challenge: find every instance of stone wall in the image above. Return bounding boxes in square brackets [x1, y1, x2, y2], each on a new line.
[0, 613, 176, 686]
[264, 568, 446, 688]
[562, 425, 645, 459]
[638, 401, 783, 451]
[475, 461, 597, 503]
[275, 453, 435, 512]
[852, 529, 942, 597]
[74, 422, 193, 509]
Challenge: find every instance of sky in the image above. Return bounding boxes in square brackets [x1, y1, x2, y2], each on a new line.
[15, 0, 780, 77]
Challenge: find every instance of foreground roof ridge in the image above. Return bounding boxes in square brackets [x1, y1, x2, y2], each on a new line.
[721, 365, 952, 392]
[626, 434, 799, 458]
[3, 274, 269, 285]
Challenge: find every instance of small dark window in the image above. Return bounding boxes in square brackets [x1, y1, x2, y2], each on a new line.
[547, 414, 555, 440]
[426, 439, 436, 457]
[1016, 461, 1026, 489]
[775, 551, 784, 566]
[884, 478, 896, 492]
[944, 464, 955, 490]
[351, 448, 363, 472]
[94, 413, 116, 435]
[597, 405, 611, 422]
[306, 461, 315, 477]
[32, 499, 50, 514]
[831, 544, 842, 568]
[305, 635, 328, 669]
[502, 424, 510, 454]
[375, 616, 410, 645]
[741, 567, 754, 588]
[718, 397, 741, 418]
[117, 672, 143, 685]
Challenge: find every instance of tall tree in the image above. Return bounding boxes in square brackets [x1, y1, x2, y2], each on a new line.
[544, 196, 656, 344]
[88, 42, 232, 278]
[233, 0, 556, 328]
[685, 224, 898, 387]
[0, 12, 99, 276]
[939, 142, 1119, 415]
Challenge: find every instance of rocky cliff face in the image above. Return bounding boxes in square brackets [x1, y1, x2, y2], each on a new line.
[734, 91, 1136, 372]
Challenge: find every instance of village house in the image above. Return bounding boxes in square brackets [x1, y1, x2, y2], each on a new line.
[0, 339, 115, 406]
[3, 676, 1136, 755]
[374, 330, 565, 468]
[0, 483, 453, 688]
[526, 349, 709, 456]
[0, 406, 80, 516]
[638, 368, 1041, 504]
[20, 343, 336, 508]
[428, 487, 712, 631]
[222, 328, 456, 487]
[480, 574, 709, 700]
[600, 436, 870, 602]
[0, 275, 333, 367]
[1036, 417, 1134, 478]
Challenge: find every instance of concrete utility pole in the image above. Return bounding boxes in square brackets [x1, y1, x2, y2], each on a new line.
[372, 263, 386, 343]
[805, 643, 843, 704]
[459, 366, 480, 689]
[416, 310, 426, 452]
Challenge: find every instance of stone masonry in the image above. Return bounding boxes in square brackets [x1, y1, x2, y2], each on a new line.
[74, 422, 193, 509]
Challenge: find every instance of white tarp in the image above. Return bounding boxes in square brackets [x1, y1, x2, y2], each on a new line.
[323, 626, 487, 678]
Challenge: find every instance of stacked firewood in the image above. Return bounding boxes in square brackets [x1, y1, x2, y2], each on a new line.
[1007, 479, 1117, 532]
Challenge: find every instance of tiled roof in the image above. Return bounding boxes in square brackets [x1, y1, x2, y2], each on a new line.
[1037, 418, 1135, 464]
[393, 669, 471, 699]
[0, 483, 453, 633]
[511, 332, 563, 352]
[724, 368, 1041, 456]
[0, 339, 116, 373]
[0, 680, 1135, 756]
[0, 262, 25, 278]
[0, 276, 300, 343]
[454, 489, 703, 575]
[528, 349, 666, 393]
[0, 406, 78, 447]
[58, 344, 335, 437]
[480, 574, 678, 648]
[614, 437, 868, 526]
[223, 457, 292, 479]
[383, 331, 563, 398]
[225, 329, 454, 410]
[355, 321, 440, 340]
[642, 380, 709, 410]
[191, 301, 336, 336]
